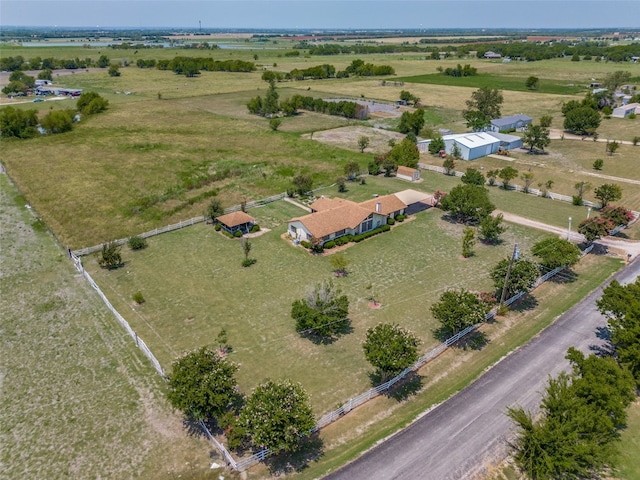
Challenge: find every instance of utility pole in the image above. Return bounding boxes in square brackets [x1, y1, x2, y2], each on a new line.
[499, 243, 519, 309]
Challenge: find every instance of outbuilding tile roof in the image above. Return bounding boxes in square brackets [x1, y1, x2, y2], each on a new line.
[216, 211, 255, 228]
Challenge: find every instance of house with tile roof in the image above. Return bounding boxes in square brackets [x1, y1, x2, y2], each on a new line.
[288, 194, 407, 245]
[216, 211, 256, 235]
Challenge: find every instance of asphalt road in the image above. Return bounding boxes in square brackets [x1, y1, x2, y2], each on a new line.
[325, 260, 640, 480]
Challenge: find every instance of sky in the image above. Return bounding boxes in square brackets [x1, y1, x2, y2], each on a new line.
[1, 0, 639, 30]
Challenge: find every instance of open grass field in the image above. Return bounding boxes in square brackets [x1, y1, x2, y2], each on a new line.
[84, 192, 555, 416]
[0, 175, 227, 480]
[617, 400, 640, 480]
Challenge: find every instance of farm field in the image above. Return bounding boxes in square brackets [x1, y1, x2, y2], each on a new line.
[0, 175, 224, 480]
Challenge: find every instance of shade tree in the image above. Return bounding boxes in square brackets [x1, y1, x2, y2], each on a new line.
[431, 289, 488, 336]
[292, 280, 350, 339]
[239, 379, 315, 453]
[479, 213, 506, 244]
[531, 238, 581, 270]
[166, 346, 240, 420]
[491, 257, 539, 299]
[594, 183, 622, 208]
[440, 184, 495, 224]
[362, 323, 420, 381]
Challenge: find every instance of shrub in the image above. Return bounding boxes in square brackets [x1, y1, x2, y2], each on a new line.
[629, 113, 637, 120]
[311, 243, 324, 253]
[127, 235, 147, 250]
[250, 224, 260, 233]
[572, 195, 584, 206]
[396, 214, 406, 222]
[633, 135, 640, 146]
[132, 291, 145, 304]
[234, 230, 243, 238]
[387, 217, 396, 225]
[300, 240, 312, 249]
[323, 241, 336, 249]
[593, 158, 604, 171]
[214, 223, 222, 231]
[98, 242, 123, 270]
[352, 224, 391, 243]
[334, 235, 353, 246]
[242, 258, 257, 267]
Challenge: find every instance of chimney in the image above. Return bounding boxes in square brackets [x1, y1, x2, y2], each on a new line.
[376, 202, 382, 213]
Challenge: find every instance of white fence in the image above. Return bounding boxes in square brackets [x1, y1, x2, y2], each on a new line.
[70, 253, 166, 376]
[71, 192, 287, 257]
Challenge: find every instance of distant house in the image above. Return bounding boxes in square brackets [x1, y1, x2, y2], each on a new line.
[486, 131, 523, 150]
[288, 193, 411, 245]
[490, 114, 532, 132]
[34, 79, 52, 86]
[612, 103, 640, 118]
[396, 166, 421, 182]
[216, 211, 256, 235]
[484, 51, 502, 59]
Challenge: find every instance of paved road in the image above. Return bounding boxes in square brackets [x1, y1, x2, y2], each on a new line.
[325, 260, 640, 480]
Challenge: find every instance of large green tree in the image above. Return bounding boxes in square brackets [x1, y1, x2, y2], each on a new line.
[363, 323, 420, 380]
[531, 238, 581, 270]
[166, 346, 239, 420]
[507, 348, 635, 480]
[463, 87, 503, 130]
[491, 257, 539, 299]
[388, 137, 420, 168]
[563, 106, 601, 136]
[240, 379, 315, 453]
[440, 184, 495, 224]
[522, 124, 551, 153]
[594, 183, 622, 208]
[0, 106, 38, 139]
[292, 280, 350, 339]
[597, 278, 640, 385]
[41, 109, 75, 134]
[431, 289, 488, 336]
[398, 108, 425, 135]
[76, 91, 109, 116]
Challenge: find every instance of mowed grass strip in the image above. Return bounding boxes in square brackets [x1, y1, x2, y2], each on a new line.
[85, 197, 552, 415]
[0, 175, 220, 480]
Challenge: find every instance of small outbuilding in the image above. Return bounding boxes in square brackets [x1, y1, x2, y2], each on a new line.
[396, 166, 421, 182]
[216, 211, 256, 235]
[612, 103, 640, 118]
[490, 114, 532, 132]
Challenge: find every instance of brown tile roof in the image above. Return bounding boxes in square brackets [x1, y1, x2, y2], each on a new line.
[309, 196, 355, 212]
[216, 211, 255, 228]
[292, 204, 378, 239]
[359, 194, 407, 216]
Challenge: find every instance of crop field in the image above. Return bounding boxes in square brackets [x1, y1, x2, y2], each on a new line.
[0, 175, 223, 480]
[84, 193, 553, 415]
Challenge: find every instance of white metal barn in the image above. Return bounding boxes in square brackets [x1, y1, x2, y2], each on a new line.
[441, 133, 501, 160]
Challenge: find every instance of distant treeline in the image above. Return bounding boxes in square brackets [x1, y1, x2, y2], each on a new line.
[298, 41, 639, 62]
[289, 95, 369, 119]
[155, 57, 256, 76]
[262, 59, 395, 81]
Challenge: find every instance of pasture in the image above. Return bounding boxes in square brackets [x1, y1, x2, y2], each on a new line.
[0, 175, 223, 480]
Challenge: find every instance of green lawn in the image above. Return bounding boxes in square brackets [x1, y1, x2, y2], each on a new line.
[616, 400, 640, 480]
[84, 198, 551, 415]
[396, 72, 584, 95]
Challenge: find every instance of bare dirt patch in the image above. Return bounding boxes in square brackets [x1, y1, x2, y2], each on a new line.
[306, 125, 405, 154]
